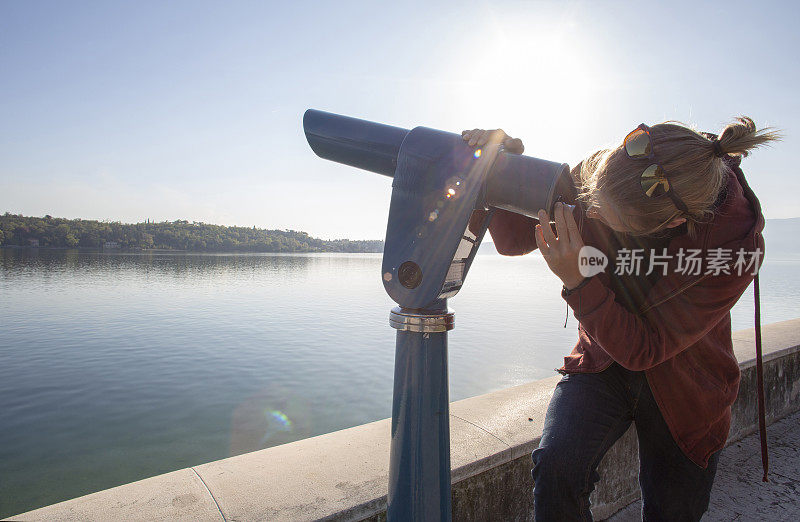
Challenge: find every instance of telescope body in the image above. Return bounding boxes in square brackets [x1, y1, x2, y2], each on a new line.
[303, 109, 576, 310]
[303, 109, 576, 521]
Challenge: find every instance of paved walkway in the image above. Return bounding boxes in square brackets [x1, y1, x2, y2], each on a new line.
[607, 410, 800, 521]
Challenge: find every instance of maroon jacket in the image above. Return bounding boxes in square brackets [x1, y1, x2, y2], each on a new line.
[487, 155, 765, 471]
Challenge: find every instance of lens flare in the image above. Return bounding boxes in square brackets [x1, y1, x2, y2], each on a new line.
[267, 409, 292, 429]
[258, 409, 293, 445]
[473, 149, 482, 159]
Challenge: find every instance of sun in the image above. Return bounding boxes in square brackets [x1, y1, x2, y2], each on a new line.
[452, 15, 604, 147]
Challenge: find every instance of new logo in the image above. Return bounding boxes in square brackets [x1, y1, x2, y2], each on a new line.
[578, 246, 609, 278]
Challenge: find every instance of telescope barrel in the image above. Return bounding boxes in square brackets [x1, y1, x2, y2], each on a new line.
[303, 109, 409, 177]
[484, 151, 573, 219]
[303, 109, 575, 217]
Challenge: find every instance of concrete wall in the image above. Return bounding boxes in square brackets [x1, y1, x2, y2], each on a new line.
[10, 318, 800, 522]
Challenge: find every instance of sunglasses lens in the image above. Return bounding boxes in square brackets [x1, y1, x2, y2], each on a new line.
[625, 128, 651, 158]
[641, 165, 667, 197]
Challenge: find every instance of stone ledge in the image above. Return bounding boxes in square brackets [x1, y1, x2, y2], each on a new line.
[11, 318, 800, 521]
[7, 469, 225, 521]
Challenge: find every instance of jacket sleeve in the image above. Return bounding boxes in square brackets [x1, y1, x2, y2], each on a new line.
[487, 208, 539, 255]
[562, 245, 762, 371]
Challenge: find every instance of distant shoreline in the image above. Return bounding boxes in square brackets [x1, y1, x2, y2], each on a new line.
[0, 213, 384, 253]
[3, 213, 798, 255]
[0, 246, 388, 255]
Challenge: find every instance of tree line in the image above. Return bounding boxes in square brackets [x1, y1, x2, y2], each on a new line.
[0, 213, 384, 253]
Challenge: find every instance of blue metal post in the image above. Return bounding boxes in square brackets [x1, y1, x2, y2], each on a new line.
[388, 307, 453, 522]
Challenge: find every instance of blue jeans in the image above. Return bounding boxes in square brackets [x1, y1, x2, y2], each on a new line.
[531, 362, 721, 521]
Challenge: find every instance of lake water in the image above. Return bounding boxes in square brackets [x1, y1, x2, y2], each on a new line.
[1, 248, 798, 517]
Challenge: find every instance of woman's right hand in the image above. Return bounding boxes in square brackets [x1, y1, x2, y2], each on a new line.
[461, 128, 524, 154]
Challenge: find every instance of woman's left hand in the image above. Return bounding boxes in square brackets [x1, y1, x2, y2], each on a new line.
[461, 128, 524, 154]
[535, 202, 586, 289]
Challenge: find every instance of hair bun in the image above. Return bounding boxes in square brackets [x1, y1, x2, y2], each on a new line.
[716, 116, 780, 158]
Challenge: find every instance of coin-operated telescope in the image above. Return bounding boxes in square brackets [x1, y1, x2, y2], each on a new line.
[303, 109, 575, 521]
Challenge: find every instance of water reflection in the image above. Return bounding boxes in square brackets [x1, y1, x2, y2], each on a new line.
[1, 248, 322, 278]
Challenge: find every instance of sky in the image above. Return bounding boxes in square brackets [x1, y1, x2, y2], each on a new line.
[1, 0, 798, 240]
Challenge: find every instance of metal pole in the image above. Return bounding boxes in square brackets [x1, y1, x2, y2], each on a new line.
[387, 306, 454, 522]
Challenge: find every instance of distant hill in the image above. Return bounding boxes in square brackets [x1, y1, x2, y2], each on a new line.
[0, 213, 383, 253]
[3, 212, 795, 257]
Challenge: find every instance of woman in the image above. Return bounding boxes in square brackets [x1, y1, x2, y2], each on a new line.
[462, 118, 779, 521]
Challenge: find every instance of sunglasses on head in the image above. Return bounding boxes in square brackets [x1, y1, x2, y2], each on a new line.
[623, 124, 689, 214]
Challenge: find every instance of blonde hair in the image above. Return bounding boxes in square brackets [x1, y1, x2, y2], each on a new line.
[577, 116, 782, 239]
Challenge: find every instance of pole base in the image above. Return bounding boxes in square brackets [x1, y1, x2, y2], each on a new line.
[389, 307, 455, 333]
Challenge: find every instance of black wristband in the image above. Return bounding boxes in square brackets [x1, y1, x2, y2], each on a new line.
[562, 276, 592, 296]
